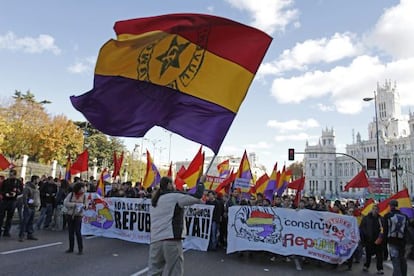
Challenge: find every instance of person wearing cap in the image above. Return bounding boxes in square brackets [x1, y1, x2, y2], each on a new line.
[148, 175, 205, 276]
[383, 199, 409, 276]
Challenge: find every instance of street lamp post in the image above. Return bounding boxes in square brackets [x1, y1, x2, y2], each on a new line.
[390, 152, 403, 193]
[363, 91, 380, 178]
[150, 139, 161, 163]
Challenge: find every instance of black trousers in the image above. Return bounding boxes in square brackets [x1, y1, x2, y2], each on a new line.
[0, 200, 16, 235]
[364, 242, 384, 271]
[67, 215, 83, 251]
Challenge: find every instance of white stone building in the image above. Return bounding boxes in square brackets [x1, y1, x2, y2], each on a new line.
[303, 80, 414, 199]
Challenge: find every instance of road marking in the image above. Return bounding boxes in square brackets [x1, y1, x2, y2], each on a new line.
[0, 242, 63, 255]
[130, 248, 190, 276]
[85, 235, 98, 240]
[130, 267, 148, 276]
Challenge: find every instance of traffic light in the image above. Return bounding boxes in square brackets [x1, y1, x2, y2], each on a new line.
[288, 148, 295, 161]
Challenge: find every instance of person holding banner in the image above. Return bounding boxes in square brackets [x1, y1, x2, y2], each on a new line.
[148, 175, 205, 276]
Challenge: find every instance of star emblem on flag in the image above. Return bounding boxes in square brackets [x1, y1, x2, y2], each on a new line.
[156, 36, 190, 76]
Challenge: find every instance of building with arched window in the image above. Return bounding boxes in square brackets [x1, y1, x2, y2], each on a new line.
[303, 80, 414, 199]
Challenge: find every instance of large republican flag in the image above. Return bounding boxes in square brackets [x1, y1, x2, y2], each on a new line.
[70, 14, 272, 154]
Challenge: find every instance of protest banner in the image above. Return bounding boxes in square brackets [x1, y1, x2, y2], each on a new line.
[82, 194, 151, 243]
[183, 204, 214, 251]
[82, 195, 213, 251]
[227, 206, 359, 264]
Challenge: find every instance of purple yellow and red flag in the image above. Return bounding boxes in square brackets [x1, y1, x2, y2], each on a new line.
[215, 169, 236, 195]
[142, 150, 161, 190]
[250, 173, 270, 195]
[361, 198, 375, 216]
[70, 14, 272, 154]
[275, 166, 292, 196]
[180, 147, 204, 190]
[97, 168, 111, 197]
[236, 150, 253, 181]
[217, 159, 230, 178]
[377, 188, 413, 218]
[264, 164, 278, 200]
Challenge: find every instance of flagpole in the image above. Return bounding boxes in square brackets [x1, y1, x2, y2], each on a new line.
[205, 154, 217, 175]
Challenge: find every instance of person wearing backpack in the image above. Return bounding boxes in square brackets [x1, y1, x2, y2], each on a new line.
[19, 175, 41, 241]
[383, 199, 409, 276]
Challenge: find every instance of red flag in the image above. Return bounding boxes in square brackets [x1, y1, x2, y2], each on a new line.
[175, 165, 186, 191]
[343, 170, 370, 191]
[288, 176, 305, 207]
[288, 176, 305, 190]
[167, 162, 172, 177]
[180, 147, 204, 189]
[112, 151, 124, 177]
[215, 169, 236, 194]
[0, 154, 12, 171]
[70, 149, 89, 174]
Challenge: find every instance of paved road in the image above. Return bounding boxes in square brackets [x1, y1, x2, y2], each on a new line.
[1, 226, 413, 276]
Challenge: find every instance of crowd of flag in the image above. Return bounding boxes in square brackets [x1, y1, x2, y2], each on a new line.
[1, 149, 413, 218]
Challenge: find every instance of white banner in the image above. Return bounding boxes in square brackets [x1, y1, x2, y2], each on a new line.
[81, 195, 213, 251]
[82, 194, 151, 243]
[183, 204, 214, 251]
[227, 206, 360, 264]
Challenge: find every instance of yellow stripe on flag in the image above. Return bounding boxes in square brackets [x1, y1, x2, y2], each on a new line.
[95, 33, 254, 113]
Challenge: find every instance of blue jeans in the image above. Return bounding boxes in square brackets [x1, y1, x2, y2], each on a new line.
[389, 244, 407, 276]
[209, 221, 218, 250]
[19, 207, 35, 237]
[36, 203, 53, 229]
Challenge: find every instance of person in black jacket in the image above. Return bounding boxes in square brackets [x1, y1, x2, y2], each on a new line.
[206, 190, 224, 251]
[360, 204, 385, 274]
[0, 169, 22, 238]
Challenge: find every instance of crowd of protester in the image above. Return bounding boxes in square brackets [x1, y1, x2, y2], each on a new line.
[1, 172, 414, 274]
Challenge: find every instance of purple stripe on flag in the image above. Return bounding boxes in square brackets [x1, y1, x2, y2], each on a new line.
[400, 207, 414, 219]
[70, 75, 235, 153]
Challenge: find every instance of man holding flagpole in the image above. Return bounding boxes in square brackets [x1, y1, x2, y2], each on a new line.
[149, 176, 205, 276]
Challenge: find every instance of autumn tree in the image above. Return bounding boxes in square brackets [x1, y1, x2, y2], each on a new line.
[73, 121, 126, 170]
[0, 90, 83, 163]
[287, 161, 304, 180]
